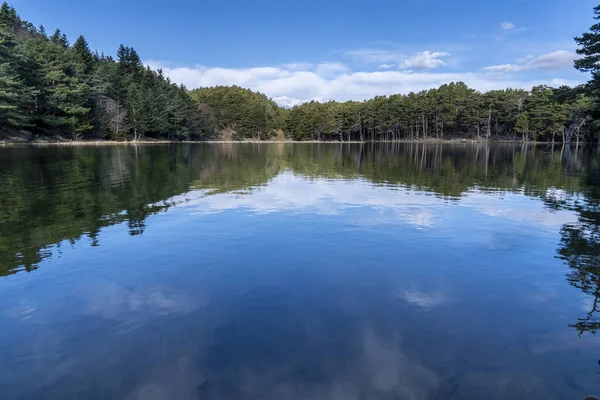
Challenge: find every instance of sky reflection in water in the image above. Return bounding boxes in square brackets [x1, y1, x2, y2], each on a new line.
[0, 143, 599, 400]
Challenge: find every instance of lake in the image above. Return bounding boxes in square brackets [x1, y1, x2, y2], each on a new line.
[0, 143, 599, 400]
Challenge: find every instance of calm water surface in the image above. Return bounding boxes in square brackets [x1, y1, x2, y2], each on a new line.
[1, 143, 599, 399]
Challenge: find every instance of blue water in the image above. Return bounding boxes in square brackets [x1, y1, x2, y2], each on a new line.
[0, 143, 599, 399]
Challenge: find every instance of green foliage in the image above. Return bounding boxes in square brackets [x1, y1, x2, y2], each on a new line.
[574, 4, 600, 141]
[282, 84, 595, 143]
[190, 86, 283, 139]
[72, 35, 94, 76]
[576, 5, 600, 89]
[0, 2, 211, 141]
[0, 22, 33, 128]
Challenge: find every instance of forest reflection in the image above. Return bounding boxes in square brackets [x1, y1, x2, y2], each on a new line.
[0, 143, 599, 336]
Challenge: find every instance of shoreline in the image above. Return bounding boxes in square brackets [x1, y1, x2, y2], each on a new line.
[0, 138, 590, 146]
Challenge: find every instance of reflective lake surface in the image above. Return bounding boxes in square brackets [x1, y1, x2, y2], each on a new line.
[1, 143, 600, 400]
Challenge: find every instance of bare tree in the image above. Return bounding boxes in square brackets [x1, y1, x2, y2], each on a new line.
[95, 96, 127, 140]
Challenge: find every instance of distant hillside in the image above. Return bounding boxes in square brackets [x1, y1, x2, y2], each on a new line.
[189, 86, 287, 140]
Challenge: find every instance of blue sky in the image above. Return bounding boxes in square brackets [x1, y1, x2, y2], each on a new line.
[13, 0, 597, 106]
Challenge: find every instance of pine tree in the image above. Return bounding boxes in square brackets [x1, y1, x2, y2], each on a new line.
[30, 35, 92, 138]
[0, 24, 32, 128]
[0, 2, 17, 29]
[575, 6, 600, 89]
[516, 112, 530, 141]
[72, 35, 94, 75]
[50, 29, 68, 47]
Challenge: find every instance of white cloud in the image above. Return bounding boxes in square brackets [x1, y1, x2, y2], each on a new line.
[270, 96, 309, 108]
[315, 62, 350, 76]
[501, 21, 517, 31]
[281, 62, 313, 71]
[399, 51, 450, 70]
[345, 49, 451, 70]
[482, 50, 576, 74]
[345, 49, 404, 64]
[500, 21, 526, 33]
[495, 21, 526, 40]
[149, 59, 583, 106]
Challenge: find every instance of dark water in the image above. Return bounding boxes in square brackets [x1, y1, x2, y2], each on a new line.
[1, 143, 600, 400]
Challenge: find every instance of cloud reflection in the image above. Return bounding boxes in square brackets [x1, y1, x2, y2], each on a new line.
[400, 289, 449, 309]
[170, 173, 577, 232]
[125, 328, 439, 400]
[84, 280, 203, 321]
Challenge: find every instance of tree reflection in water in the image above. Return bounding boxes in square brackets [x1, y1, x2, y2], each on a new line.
[558, 206, 600, 335]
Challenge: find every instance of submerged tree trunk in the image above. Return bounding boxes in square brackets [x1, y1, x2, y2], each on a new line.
[514, 97, 522, 139]
[487, 106, 491, 140]
[358, 113, 364, 142]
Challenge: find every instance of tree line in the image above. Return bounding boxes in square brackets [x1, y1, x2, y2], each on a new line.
[1, 2, 600, 143]
[0, 3, 213, 141]
[284, 84, 594, 143]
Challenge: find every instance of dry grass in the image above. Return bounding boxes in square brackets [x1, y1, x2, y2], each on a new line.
[0, 136, 544, 146]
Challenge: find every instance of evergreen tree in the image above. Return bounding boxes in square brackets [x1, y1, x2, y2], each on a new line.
[72, 35, 94, 75]
[0, 2, 17, 29]
[575, 5, 600, 89]
[50, 29, 68, 47]
[0, 22, 32, 128]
